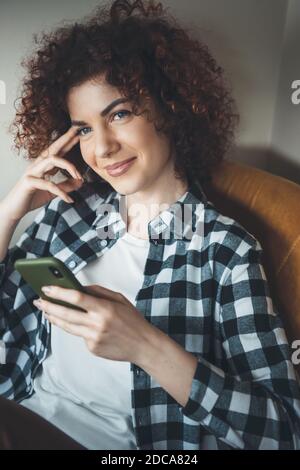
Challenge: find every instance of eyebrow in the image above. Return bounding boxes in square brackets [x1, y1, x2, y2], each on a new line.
[70, 98, 130, 127]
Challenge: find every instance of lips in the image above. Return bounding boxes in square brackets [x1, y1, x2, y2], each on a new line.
[105, 157, 137, 177]
[105, 157, 136, 171]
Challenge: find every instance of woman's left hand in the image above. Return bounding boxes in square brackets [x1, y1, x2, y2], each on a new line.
[33, 284, 158, 365]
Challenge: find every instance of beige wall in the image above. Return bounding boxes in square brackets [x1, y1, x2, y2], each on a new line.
[269, 0, 300, 184]
[0, 0, 296, 246]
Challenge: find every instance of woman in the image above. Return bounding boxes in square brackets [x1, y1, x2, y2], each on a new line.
[1, 0, 300, 450]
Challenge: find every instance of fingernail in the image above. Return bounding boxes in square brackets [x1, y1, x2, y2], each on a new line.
[41, 286, 52, 294]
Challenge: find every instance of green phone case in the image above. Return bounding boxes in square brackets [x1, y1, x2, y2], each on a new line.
[14, 257, 87, 313]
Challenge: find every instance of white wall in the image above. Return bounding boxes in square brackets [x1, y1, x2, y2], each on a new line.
[269, 0, 300, 184]
[0, 0, 293, 246]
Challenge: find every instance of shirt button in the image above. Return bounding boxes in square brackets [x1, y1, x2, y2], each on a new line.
[68, 260, 77, 269]
[100, 240, 108, 247]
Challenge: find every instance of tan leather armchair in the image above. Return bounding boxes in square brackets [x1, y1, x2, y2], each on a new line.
[202, 159, 300, 353]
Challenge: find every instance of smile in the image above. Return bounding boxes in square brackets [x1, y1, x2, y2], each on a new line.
[106, 157, 137, 177]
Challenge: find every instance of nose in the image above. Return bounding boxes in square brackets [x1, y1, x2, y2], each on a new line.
[93, 128, 120, 160]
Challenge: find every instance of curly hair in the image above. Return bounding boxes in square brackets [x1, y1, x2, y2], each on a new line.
[9, 0, 239, 190]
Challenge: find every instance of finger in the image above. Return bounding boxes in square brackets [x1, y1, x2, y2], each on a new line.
[56, 178, 84, 193]
[44, 312, 93, 339]
[25, 176, 75, 203]
[57, 133, 80, 156]
[83, 284, 125, 303]
[29, 155, 82, 180]
[40, 285, 109, 313]
[43, 133, 80, 160]
[38, 299, 91, 326]
[41, 127, 79, 158]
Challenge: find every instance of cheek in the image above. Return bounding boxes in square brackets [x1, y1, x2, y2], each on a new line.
[147, 133, 172, 164]
[79, 141, 94, 163]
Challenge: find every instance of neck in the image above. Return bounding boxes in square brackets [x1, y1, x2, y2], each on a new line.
[125, 170, 188, 239]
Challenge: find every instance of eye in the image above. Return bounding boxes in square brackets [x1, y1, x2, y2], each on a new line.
[76, 110, 131, 137]
[111, 109, 131, 121]
[76, 127, 91, 137]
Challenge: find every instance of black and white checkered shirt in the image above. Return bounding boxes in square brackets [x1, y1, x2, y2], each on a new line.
[1, 178, 300, 449]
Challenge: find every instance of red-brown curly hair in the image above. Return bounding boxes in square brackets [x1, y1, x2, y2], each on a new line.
[9, 0, 239, 190]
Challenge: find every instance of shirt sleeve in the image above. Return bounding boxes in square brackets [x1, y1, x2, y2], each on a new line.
[0, 202, 55, 400]
[179, 239, 300, 449]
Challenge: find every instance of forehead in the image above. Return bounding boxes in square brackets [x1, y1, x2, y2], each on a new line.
[66, 78, 122, 113]
[66, 77, 158, 124]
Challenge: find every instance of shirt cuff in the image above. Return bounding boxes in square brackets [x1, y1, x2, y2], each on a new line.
[179, 356, 225, 422]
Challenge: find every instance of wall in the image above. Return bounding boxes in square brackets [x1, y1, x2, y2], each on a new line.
[269, 0, 300, 185]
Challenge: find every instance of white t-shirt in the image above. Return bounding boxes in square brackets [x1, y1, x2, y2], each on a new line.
[19, 230, 150, 450]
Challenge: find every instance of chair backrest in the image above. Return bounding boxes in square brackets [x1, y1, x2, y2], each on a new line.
[202, 159, 300, 353]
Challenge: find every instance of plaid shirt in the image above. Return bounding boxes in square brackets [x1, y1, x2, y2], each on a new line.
[1, 177, 300, 450]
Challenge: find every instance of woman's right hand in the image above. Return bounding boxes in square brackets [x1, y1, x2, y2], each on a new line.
[1, 127, 84, 222]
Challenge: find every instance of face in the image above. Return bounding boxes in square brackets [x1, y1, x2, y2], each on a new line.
[66, 77, 177, 196]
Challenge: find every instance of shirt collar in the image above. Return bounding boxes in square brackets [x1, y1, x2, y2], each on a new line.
[91, 178, 207, 242]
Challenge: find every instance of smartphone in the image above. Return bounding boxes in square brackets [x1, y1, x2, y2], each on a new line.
[14, 256, 87, 313]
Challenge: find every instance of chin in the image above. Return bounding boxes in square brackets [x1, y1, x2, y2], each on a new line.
[108, 178, 145, 196]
